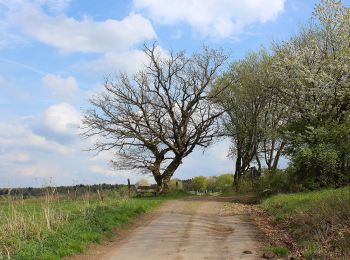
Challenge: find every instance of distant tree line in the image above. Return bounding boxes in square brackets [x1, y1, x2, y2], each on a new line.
[0, 184, 129, 198]
[167, 174, 234, 194]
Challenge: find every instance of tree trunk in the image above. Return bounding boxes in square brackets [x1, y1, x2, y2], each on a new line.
[255, 149, 262, 172]
[233, 153, 242, 191]
[154, 155, 183, 194]
[271, 141, 285, 171]
[156, 176, 171, 194]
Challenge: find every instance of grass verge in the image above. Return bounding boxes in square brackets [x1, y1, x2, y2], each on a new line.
[260, 186, 350, 259]
[0, 198, 161, 259]
[262, 246, 289, 258]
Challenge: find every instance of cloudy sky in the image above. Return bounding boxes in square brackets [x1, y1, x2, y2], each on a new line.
[0, 0, 334, 187]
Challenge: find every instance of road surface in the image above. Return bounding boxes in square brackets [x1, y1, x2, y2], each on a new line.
[72, 199, 262, 260]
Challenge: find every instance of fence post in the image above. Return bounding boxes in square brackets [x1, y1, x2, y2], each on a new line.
[127, 178, 131, 198]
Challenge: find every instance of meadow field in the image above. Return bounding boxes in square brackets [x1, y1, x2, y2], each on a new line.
[0, 191, 161, 259]
[0, 185, 349, 259]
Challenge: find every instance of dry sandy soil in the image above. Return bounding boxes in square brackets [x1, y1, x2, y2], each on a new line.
[70, 199, 263, 260]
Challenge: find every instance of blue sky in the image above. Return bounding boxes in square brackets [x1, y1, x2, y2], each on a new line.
[0, 0, 341, 187]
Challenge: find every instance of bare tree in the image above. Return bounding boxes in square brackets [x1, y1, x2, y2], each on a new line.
[82, 44, 227, 193]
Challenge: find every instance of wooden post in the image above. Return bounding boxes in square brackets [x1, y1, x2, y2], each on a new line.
[176, 181, 179, 190]
[127, 178, 131, 198]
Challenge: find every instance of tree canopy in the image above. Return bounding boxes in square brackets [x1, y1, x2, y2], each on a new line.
[214, 0, 350, 189]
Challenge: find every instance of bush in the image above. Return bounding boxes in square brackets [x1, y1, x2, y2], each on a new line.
[261, 187, 350, 259]
[236, 169, 292, 195]
[256, 169, 291, 194]
[216, 174, 234, 193]
[286, 122, 350, 189]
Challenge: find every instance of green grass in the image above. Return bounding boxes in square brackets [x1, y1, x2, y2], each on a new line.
[263, 246, 289, 257]
[0, 197, 161, 259]
[260, 186, 350, 259]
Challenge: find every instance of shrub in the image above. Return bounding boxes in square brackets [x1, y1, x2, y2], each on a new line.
[237, 169, 292, 195]
[286, 122, 350, 189]
[261, 187, 350, 259]
[216, 174, 234, 193]
[257, 169, 291, 193]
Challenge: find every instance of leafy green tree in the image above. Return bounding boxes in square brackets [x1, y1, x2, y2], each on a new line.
[216, 174, 234, 193]
[206, 176, 218, 192]
[191, 176, 207, 192]
[214, 51, 288, 187]
[169, 179, 184, 191]
[272, 0, 350, 187]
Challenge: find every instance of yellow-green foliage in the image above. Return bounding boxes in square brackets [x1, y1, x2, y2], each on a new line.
[169, 179, 183, 191]
[216, 174, 234, 193]
[206, 176, 218, 192]
[191, 176, 207, 192]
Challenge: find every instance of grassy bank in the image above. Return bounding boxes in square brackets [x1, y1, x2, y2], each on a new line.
[261, 186, 350, 259]
[0, 197, 161, 259]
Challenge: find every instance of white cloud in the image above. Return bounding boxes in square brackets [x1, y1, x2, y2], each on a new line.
[1, 1, 156, 52]
[80, 50, 147, 75]
[174, 139, 233, 179]
[133, 0, 285, 38]
[42, 74, 80, 102]
[18, 163, 64, 178]
[43, 103, 81, 135]
[0, 152, 31, 163]
[80, 45, 168, 75]
[0, 109, 137, 187]
[0, 120, 70, 154]
[16, 6, 156, 53]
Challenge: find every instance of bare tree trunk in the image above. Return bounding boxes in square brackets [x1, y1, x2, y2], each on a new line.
[233, 153, 242, 191]
[156, 175, 172, 193]
[271, 141, 286, 171]
[153, 156, 183, 193]
[127, 178, 131, 198]
[255, 149, 262, 172]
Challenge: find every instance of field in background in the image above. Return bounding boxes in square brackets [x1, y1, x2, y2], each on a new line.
[260, 186, 350, 259]
[0, 190, 162, 260]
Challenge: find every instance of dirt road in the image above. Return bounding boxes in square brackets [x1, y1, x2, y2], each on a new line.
[74, 199, 262, 260]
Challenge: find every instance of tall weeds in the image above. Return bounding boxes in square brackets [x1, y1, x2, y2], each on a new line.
[0, 186, 107, 258]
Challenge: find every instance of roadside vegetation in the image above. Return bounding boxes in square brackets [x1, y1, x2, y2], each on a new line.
[213, 0, 350, 193]
[210, 1, 350, 257]
[261, 187, 350, 259]
[0, 190, 161, 259]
